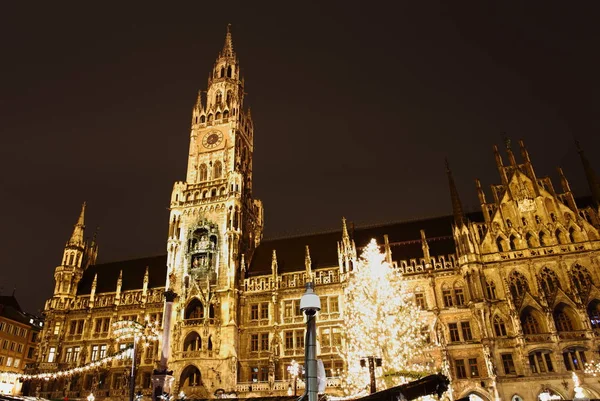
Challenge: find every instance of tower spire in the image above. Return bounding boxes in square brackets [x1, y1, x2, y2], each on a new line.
[221, 23, 235, 58]
[68, 202, 86, 246]
[445, 159, 465, 227]
[576, 140, 600, 208]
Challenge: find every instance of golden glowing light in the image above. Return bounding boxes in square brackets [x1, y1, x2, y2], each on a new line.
[342, 239, 433, 395]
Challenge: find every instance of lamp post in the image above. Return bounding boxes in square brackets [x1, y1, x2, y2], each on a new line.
[287, 360, 300, 396]
[300, 282, 321, 401]
[113, 317, 161, 401]
[359, 356, 382, 394]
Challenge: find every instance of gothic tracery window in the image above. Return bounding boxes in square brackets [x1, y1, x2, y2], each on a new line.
[509, 271, 529, 299]
[572, 264, 593, 294]
[214, 161, 223, 179]
[199, 164, 208, 181]
[521, 308, 541, 335]
[539, 267, 560, 295]
[485, 280, 497, 300]
[493, 316, 507, 337]
[587, 300, 600, 329]
[553, 305, 574, 332]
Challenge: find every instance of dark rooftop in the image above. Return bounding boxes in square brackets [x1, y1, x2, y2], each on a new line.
[247, 213, 483, 276]
[77, 255, 167, 295]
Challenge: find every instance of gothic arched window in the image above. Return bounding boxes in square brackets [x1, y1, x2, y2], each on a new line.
[227, 66, 232, 78]
[539, 231, 548, 246]
[553, 304, 574, 332]
[572, 264, 593, 294]
[493, 316, 507, 337]
[539, 267, 560, 295]
[496, 237, 505, 252]
[183, 331, 202, 351]
[185, 299, 204, 320]
[521, 308, 541, 334]
[509, 234, 517, 250]
[485, 280, 497, 300]
[199, 164, 208, 181]
[509, 271, 529, 299]
[587, 300, 600, 329]
[180, 365, 201, 387]
[215, 111, 221, 120]
[215, 91, 222, 104]
[213, 161, 223, 179]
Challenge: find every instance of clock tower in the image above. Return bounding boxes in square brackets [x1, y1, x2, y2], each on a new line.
[166, 25, 264, 394]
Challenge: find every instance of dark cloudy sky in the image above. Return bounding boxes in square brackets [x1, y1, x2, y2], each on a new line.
[1, 1, 599, 313]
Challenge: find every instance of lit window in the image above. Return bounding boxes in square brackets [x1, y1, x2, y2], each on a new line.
[91, 345, 99, 361]
[13, 358, 20, 368]
[47, 347, 56, 363]
[99, 344, 107, 359]
[468, 358, 479, 377]
[53, 322, 61, 335]
[7, 357, 13, 367]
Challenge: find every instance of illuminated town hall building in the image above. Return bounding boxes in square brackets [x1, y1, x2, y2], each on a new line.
[33, 28, 600, 401]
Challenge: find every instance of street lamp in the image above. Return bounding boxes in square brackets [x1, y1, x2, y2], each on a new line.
[113, 317, 161, 401]
[287, 360, 300, 396]
[300, 282, 321, 401]
[359, 356, 382, 394]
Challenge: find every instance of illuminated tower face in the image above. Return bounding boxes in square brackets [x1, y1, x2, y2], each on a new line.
[165, 26, 263, 391]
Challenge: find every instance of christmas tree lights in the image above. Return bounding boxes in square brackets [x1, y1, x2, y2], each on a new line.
[342, 239, 432, 395]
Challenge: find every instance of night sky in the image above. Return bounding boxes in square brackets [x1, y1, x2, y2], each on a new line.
[1, 2, 599, 314]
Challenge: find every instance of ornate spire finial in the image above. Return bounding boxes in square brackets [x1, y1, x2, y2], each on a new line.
[445, 158, 465, 227]
[305, 245, 312, 282]
[271, 250, 278, 277]
[221, 23, 234, 58]
[68, 202, 86, 246]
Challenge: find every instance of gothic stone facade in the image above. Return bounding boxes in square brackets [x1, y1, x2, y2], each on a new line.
[34, 27, 600, 401]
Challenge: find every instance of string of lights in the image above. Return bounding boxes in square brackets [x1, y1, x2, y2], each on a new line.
[1, 346, 134, 381]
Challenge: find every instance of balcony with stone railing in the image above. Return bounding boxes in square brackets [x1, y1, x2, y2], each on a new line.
[175, 350, 217, 360]
[558, 330, 589, 341]
[482, 241, 593, 263]
[244, 268, 341, 293]
[235, 377, 342, 395]
[184, 317, 218, 327]
[524, 333, 553, 343]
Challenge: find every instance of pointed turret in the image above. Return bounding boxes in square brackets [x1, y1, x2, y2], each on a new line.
[68, 202, 86, 246]
[519, 140, 540, 196]
[221, 24, 235, 58]
[445, 159, 466, 227]
[475, 179, 491, 223]
[305, 245, 313, 282]
[576, 140, 600, 208]
[89, 273, 98, 308]
[494, 145, 509, 187]
[271, 250, 278, 278]
[504, 136, 517, 167]
[383, 234, 393, 265]
[558, 167, 578, 212]
[420, 230, 431, 266]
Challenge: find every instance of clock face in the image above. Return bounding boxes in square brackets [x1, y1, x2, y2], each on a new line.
[202, 130, 223, 149]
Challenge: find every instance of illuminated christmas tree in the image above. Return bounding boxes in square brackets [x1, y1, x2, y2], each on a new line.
[342, 239, 432, 395]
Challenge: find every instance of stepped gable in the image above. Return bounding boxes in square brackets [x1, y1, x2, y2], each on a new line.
[249, 213, 484, 276]
[77, 254, 167, 294]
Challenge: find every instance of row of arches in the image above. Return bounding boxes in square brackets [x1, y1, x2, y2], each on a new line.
[186, 187, 226, 202]
[491, 298, 600, 338]
[496, 225, 585, 252]
[507, 264, 593, 300]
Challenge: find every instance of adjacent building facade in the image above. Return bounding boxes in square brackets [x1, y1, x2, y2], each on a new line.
[31, 27, 600, 401]
[0, 295, 42, 395]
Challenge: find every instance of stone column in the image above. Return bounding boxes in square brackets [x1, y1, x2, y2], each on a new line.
[151, 290, 177, 401]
